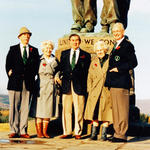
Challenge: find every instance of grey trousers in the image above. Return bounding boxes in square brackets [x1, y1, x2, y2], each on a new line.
[71, 0, 97, 26]
[110, 88, 129, 140]
[8, 82, 30, 134]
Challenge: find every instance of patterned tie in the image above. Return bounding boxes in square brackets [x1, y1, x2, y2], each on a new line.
[23, 46, 27, 65]
[71, 50, 76, 70]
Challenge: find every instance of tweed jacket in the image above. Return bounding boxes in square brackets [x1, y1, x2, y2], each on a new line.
[6, 44, 39, 91]
[59, 48, 91, 95]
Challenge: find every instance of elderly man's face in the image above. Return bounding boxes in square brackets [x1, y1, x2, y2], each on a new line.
[95, 48, 106, 59]
[19, 33, 30, 46]
[69, 35, 81, 50]
[112, 25, 124, 41]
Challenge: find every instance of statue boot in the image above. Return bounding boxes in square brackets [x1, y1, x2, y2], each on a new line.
[80, 22, 94, 33]
[71, 21, 83, 33]
[100, 25, 109, 33]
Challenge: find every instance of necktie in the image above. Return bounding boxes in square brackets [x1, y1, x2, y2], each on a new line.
[71, 51, 76, 70]
[112, 42, 117, 52]
[23, 46, 27, 65]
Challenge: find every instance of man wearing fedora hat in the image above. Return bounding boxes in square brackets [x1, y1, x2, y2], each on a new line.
[6, 27, 39, 138]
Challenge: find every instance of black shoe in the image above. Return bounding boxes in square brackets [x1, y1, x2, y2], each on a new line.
[111, 137, 127, 143]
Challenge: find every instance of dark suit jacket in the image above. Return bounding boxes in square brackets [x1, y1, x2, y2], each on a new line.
[105, 37, 138, 89]
[60, 49, 91, 95]
[6, 44, 39, 92]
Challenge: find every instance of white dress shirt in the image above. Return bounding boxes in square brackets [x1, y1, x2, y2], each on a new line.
[70, 48, 80, 64]
[20, 43, 29, 58]
[115, 37, 124, 48]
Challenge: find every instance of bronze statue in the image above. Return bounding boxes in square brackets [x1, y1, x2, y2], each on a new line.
[100, 0, 118, 33]
[71, 0, 97, 33]
[114, 0, 131, 29]
[70, 0, 130, 33]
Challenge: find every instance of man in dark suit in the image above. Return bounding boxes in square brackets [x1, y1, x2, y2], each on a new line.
[6, 27, 39, 138]
[105, 23, 138, 142]
[56, 34, 91, 139]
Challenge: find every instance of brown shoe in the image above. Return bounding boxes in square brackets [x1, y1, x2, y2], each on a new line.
[75, 135, 81, 140]
[20, 134, 30, 138]
[60, 135, 72, 139]
[8, 133, 19, 138]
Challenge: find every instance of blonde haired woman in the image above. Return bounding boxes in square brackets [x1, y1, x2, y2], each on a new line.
[84, 41, 112, 140]
[35, 40, 59, 138]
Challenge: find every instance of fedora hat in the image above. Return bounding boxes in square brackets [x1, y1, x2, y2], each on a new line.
[18, 27, 32, 38]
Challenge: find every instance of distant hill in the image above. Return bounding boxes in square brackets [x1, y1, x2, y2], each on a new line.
[0, 94, 149, 115]
[0, 94, 9, 109]
[136, 100, 150, 115]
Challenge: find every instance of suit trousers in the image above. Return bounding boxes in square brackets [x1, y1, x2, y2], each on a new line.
[8, 81, 30, 134]
[62, 82, 85, 135]
[110, 88, 129, 140]
[71, 0, 97, 26]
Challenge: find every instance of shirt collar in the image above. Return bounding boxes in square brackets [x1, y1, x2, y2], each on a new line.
[71, 48, 80, 53]
[116, 37, 124, 47]
[20, 43, 29, 49]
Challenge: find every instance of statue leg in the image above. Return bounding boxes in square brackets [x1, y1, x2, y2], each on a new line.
[100, 0, 118, 33]
[100, 0, 109, 33]
[114, 0, 131, 29]
[80, 0, 97, 33]
[71, 0, 84, 32]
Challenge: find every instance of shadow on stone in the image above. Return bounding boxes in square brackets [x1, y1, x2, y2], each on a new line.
[47, 118, 63, 137]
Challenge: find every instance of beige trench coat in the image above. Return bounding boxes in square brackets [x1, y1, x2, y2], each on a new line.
[84, 55, 113, 123]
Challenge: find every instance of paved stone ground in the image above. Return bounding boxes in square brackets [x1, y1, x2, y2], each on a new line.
[1, 132, 150, 150]
[1, 120, 150, 150]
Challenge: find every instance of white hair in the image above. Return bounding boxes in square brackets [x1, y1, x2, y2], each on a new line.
[94, 41, 108, 52]
[40, 40, 54, 50]
[112, 22, 125, 31]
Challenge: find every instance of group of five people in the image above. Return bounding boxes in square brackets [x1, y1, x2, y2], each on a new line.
[6, 22, 137, 143]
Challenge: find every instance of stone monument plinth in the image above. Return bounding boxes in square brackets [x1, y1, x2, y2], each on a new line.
[55, 33, 115, 61]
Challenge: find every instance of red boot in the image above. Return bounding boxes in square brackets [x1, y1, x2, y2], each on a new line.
[43, 120, 50, 138]
[35, 119, 44, 138]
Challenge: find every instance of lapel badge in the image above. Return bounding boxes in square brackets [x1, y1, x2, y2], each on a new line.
[114, 55, 120, 61]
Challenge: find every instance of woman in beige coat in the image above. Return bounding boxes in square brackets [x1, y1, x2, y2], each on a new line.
[35, 40, 59, 138]
[84, 41, 112, 140]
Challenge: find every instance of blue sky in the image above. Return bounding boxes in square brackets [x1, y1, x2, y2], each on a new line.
[0, 0, 150, 100]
